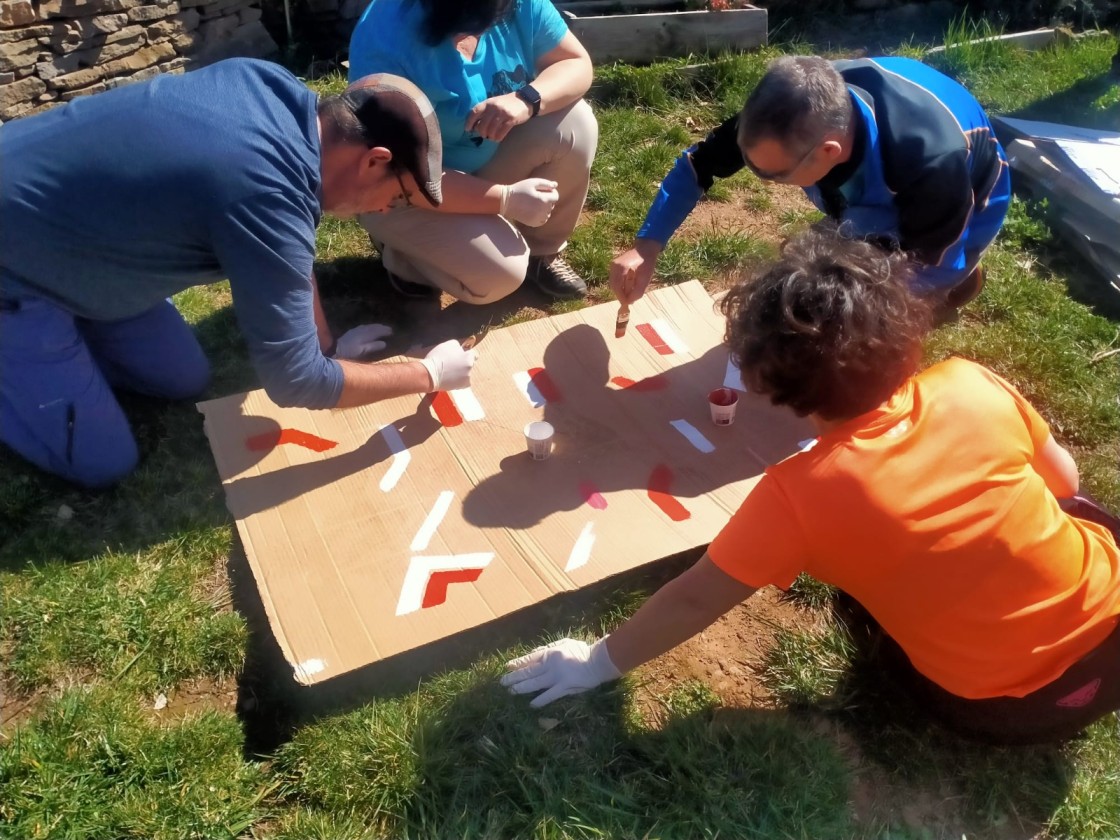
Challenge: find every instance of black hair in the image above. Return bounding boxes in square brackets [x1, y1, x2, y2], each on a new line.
[410, 0, 517, 46]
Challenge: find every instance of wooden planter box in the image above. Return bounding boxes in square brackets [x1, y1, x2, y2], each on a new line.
[554, 1, 767, 65]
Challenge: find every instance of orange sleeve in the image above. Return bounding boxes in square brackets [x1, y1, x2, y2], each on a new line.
[973, 364, 1052, 452]
[708, 473, 807, 590]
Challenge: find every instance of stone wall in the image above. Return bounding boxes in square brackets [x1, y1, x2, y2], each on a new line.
[0, 0, 278, 124]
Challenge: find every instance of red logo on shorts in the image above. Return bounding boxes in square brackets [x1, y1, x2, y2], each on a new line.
[1056, 679, 1101, 708]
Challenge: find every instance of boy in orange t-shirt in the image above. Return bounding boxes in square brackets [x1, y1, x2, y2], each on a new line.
[502, 227, 1120, 744]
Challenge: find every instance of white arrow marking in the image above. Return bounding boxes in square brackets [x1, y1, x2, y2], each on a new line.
[378, 424, 411, 492]
[410, 490, 455, 552]
[670, 419, 715, 453]
[396, 553, 494, 616]
[564, 521, 596, 573]
[723, 355, 748, 392]
[449, 386, 485, 421]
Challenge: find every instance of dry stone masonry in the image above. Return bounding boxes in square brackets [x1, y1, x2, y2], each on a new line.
[0, 0, 277, 123]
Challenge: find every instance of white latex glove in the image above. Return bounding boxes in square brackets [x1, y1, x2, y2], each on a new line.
[501, 637, 622, 708]
[333, 323, 393, 360]
[419, 339, 477, 392]
[500, 178, 559, 228]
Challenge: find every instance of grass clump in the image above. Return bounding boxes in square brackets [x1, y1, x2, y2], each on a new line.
[0, 686, 266, 840]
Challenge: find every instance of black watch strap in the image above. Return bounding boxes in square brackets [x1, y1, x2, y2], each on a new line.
[516, 84, 542, 117]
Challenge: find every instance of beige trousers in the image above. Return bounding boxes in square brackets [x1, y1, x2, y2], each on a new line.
[359, 98, 598, 304]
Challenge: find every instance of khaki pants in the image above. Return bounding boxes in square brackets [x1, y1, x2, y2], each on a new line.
[359, 99, 598, 304]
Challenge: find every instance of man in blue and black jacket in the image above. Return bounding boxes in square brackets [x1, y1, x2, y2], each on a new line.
[610, 55, 1011, 310]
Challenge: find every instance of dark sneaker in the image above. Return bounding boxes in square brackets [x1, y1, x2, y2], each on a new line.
[387, 269, 439, 299]
[528, 254, 587, 299]
[945, 264, 985, 309]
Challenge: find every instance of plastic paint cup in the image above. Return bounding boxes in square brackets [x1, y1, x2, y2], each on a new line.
[524, 421, 555, 460]
[708, 388, 739, 426]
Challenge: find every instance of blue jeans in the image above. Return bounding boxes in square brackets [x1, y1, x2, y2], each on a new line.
[0, 293, 210, 488]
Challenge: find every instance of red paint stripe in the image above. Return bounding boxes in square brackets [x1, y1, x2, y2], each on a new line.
[636, 322, 673, 355]
[431, 391, 464, 427]
[611, 375, 668, 392]
[579, 481, 608, 511]
[422, 567, 485, 609]
[246, 428, 338, 453]
[647, 464, 690, 522]
[527, 367, 564, 403]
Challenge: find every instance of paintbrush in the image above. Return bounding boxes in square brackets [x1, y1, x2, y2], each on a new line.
[615, 303, 630, 339]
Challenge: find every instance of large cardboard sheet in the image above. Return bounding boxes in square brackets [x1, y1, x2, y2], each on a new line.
[198, 281, 811, 685]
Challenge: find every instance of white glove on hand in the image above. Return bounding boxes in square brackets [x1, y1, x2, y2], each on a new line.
[419, 339, 477, 392]
[500, 178, 559, 228]
[501, 637, 622, 708]
[334, 323, 393, 360]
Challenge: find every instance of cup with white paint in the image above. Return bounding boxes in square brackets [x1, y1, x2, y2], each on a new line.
[524, 421, 555, 460]
[708, 388, 739, 426]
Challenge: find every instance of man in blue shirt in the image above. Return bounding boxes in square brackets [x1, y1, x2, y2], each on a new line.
[0, 59, 476, 488]
[611, 56, 1011, 311]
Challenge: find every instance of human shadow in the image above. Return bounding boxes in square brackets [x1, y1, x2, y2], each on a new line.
[216, 396, 441, 520]
[463, 322, 811, 529]
[304, 671, 855, 837]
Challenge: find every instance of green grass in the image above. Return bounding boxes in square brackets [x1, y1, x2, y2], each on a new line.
[3, 28, 1120, 840]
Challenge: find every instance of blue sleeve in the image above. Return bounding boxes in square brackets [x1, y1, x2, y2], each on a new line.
[636, 148, 704, 245]
[528, 0, 568, 59]
[347, 3, 409, 81]
[211, 192, 344, 409]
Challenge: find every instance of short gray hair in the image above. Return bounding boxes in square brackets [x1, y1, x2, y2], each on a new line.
[737, 56, 852, 153]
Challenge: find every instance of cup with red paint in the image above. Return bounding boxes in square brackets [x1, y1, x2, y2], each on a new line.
[524, 421, 555, 460]
[708, 388, 739, 426]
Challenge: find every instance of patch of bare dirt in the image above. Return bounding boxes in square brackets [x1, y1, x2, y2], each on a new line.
[628, 586, 825, 724]
[142, 675, 239, 723]
[677, 182, 815, 250]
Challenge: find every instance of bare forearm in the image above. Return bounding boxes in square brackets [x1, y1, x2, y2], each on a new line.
[433, 169, 504, 215]
[604, 566, 755, 673]
[533, 57, 592, 115]
[334, 358, 432, 408]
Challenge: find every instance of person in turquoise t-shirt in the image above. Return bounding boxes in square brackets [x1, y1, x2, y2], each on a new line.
[349, 0, 597, 301]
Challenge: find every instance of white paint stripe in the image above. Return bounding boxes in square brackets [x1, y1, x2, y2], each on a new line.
[378, 424, 411, 492]
[410, 490, 455, 552]
[564, 521, 596, 573]
[723, 356, 747, 392]
[293, 658, 326, 683]
[649, 318, 689, 355]
[396, 552, 494, 616]
[513, 371, 546, 407]
[449, 386, 485, 421]
[670, 419, 715, 453]
[798, 438, 818, 452]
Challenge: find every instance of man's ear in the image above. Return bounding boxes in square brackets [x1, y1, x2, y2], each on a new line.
[360, 145, 393, 173]
[819, 138, 844, 162]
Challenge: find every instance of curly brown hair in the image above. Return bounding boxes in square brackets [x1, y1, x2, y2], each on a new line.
[721, 226, 935, 421]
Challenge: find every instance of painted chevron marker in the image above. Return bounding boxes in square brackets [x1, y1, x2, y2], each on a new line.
[396, 553, 494, 615]
[579, 480, 608, 510]
[723, 356, 747, 392]
[513, 371, 544, 407]
[431, 391, 463, 427]
[513, 368, 563, 407]
[636, 319, 689, 356]
[670, 419, 715, 454]
[378, 424, 411, 492]
[564, 521, 597, 572]
[246, 428, 337, 453]
[611, 374, 668, 392]
[449, 386, 485, 421]
[410, 490, 455, 552]
[647, 464, 691, 522]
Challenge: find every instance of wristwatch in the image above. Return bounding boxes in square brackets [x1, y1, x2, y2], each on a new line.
[515, 84, 542, 117]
